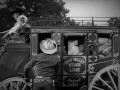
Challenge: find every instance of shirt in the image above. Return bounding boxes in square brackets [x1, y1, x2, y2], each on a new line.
[24, 53, 60, 78]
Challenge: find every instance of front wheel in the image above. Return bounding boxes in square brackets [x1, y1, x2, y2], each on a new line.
[88, 64, 120, 90]
[0, 77, 31, 90]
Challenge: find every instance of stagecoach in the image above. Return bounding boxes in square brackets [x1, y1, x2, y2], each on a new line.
[0, 17, 120, 90]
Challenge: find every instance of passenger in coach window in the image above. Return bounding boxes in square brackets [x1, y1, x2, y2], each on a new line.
[79, 45, 84, 55]
[98, 38, 112, 59]
[68, 40, 84, 55]
[68, 40, 80, 55]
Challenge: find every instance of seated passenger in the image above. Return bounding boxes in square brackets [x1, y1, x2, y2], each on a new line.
[3, 8, 30, 43]
[68, 40, 80, 55]
[98, 38, 112, 59]
[68, 40, 84, 55]
[89, 44, 97, 55]
[79, 45, 84, 55]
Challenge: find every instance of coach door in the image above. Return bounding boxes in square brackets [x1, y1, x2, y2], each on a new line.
[59, 32, 98, 88]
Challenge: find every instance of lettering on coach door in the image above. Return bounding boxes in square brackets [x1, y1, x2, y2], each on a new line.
[63, 56, 86, 74]
[63, 76, 85, 87]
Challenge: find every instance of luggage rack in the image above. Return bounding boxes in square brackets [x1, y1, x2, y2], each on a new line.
[29, 16, 120, 27]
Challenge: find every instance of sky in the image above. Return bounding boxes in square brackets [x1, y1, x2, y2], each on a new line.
[0, 0, 120, 17]
[64, 0, 120, 17]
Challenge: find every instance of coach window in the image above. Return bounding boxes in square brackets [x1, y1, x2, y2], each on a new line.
[98, 33, 112, 59]
[64, 33, 86, 55]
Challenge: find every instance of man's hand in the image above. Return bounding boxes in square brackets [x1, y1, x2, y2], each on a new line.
[25, 78, 30, 83]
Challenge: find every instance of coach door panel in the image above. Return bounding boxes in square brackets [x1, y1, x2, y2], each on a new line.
[60, 32, 98, 87]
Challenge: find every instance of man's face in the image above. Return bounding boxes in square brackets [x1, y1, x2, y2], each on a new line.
[13, 13, 19, 20]
[79, 45, 84, 52]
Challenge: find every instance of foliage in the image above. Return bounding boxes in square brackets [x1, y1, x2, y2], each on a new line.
[0, 0, 70, 32]
[108, 17, 120, 27]
[0, 7, 15, 32]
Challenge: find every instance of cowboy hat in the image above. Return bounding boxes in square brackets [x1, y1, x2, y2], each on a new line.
[17, 15, 28, 24]
[40, 38, 57, 54]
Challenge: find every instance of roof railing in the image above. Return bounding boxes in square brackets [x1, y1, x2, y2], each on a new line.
[29, 16, 120, 27]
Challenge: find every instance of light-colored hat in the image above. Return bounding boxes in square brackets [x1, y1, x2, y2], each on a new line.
[17, 15, 28, 24]
[40, 38, 57, 54]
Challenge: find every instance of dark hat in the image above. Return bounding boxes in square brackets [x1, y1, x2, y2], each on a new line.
[11, 8, 24, 15]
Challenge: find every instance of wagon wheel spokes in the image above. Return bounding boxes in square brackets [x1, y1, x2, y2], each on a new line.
[0, 77, 31, 90]
[98, 76, 114, 90]
[107, 70, 117, 90]
[1, 85, 7, 90]
[90, 76, 115, 90]
[0, 81, 27, 90]
[88, 64, 120, 90]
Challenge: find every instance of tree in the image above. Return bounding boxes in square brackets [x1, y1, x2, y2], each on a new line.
[0, 0, 69, 32]
[108, 17, 120, 27]
[0, 3, 14, 32]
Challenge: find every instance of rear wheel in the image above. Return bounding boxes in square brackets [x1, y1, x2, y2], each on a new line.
[88, 64, 120, 90]
[0, 77, 31, 90]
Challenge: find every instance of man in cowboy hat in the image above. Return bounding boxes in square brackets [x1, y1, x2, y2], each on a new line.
[3, 8, 30, 43]
[24, 38, 60, 90]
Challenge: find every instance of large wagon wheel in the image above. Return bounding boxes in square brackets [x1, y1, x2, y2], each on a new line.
[0, 77, 31, 90]
[88, 64, 120, 90]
